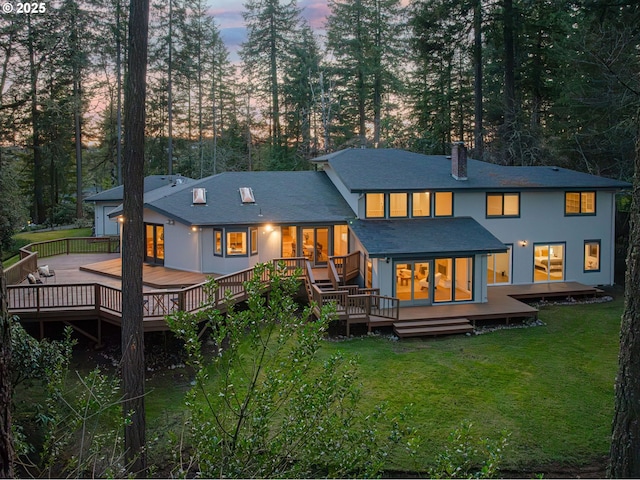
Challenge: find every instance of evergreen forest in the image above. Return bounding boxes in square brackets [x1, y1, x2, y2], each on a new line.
[0, 0, 638, 229]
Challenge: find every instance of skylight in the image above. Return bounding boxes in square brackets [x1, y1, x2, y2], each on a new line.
[239, 187, 255, 204]
[192, 188, 206, 204]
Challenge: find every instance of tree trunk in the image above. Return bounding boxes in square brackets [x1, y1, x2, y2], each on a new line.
[27, 17, 45, 224]
[609, 122, 640, 478]
[121, 0, 149, 475]
[473, 0, 483, 159]
[0, 260, 14, 478]
[502, 0, 516, 166]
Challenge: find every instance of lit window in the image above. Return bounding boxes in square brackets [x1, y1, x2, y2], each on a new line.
[214, 229, 222, 256]
[227, 231, 247, 255]
[366, 193, 385, 218]
[487, 193, 520, 217]
[434, 192, 453, 216]
[389, 193, 408, 217]
[250, 228, 258, 255]
[584, 241, 600, 271]
[412, 192, 431, 217]
[565, 191, 595, 215]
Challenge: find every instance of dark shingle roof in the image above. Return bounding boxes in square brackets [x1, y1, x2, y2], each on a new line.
[85, 175, 192, 202]
[313, 148, 630, 192]
[348, 217, 507, 258]
[112, 171, 355, 226]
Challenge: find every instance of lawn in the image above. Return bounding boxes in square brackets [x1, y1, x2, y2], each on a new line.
[12, 227, 92, 243]
[313, 294, 622, 472]
[4, 227, 92, 266]
[13, 288, 623, 476]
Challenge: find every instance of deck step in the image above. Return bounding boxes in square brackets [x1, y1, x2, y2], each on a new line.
[393, 317, 473, 338]
[396, 318, 471, 328]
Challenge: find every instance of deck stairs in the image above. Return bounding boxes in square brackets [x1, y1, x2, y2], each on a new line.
[393, 317, 473, 338]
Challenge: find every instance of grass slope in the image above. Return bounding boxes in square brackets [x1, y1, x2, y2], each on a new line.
[317, 293, 621, 472]
[4, 228, 92, 266]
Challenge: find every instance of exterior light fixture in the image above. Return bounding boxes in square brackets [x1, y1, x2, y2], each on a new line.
[265, 224, 273, 232]
[191, 226, 198, 232]
[118, 216, 125, 223]
[520, 240, 528, 247]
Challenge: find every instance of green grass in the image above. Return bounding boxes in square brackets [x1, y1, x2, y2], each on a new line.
[13, 227, 92, 243]
[12, 290, 623, 475]
[314, 294, 622, 471]
[4, 228, 92, 266]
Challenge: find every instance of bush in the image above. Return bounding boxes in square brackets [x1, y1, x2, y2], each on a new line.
[168, 262, 418, 478]
[1, 238, 31, 262]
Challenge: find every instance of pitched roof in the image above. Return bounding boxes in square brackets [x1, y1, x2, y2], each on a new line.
[84, 175, 192, 202]
[313, 148, 631, 192]
[348, 217, 507, 258]
[111, 171, 355, 226]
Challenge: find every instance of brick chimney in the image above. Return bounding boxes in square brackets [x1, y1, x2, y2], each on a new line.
[451, 142, 468, 181]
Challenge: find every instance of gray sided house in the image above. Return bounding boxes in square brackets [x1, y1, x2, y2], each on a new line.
[107, 147, 629, 308]
[85, 175, 192, 236]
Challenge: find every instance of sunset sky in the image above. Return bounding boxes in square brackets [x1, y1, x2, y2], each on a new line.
[209, 0, 338, 59]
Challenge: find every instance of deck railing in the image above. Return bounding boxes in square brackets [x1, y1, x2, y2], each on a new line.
[5, 236, 120, 286]
[309, 283, 398, 323]
[7, 256, 309, 324]
[329, 251, 360, 284]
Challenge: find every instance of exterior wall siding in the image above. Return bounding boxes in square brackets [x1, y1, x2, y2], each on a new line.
[455, 190, 616, 286]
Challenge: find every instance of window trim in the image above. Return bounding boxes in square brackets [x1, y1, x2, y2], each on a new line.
[411, 191, 431, 217]
[365, 192, 386, 218]
[434, 191, 454, 217]
[583, 239, 601, 273]
[565, 191, 596, 216]
[389, 192, 409, 218]
[486, 192, 520, 218]
[250, 227, 258, 256]
[226, 230, 248, 257]
[214, 228, 223, 256]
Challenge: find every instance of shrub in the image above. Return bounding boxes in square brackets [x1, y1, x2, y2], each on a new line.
[168, 262, 417, 478]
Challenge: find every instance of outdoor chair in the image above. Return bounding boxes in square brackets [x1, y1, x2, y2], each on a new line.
[27, 273, 43, 284]
[37, 265, 56, 283]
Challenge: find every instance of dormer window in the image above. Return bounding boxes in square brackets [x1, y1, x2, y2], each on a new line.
[192, 187, 206, 204]
[239, 187, 255, 204]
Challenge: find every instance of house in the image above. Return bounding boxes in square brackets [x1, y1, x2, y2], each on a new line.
[84, 175, 192, 236]
[106, 146, 629, 308]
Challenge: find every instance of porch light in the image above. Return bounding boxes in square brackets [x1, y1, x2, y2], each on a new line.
[191, 226, 198, 232]
[265, 224, 273, 232]
[520, 240, 528, 247]
[118, 216, 125, 223]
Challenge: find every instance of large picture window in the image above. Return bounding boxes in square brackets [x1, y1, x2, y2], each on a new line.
[565, 191, 595, 215]
[486, 193, 519, 217]
[227, 231, 247, 256]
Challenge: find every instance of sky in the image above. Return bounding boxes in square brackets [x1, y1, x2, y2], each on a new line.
[209, 0, 332, 60]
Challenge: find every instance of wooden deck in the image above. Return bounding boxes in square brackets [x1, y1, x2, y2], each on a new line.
[80, 257, 209, 288]
[368, 281, 603, 335]
[7, 250, 606, 341]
